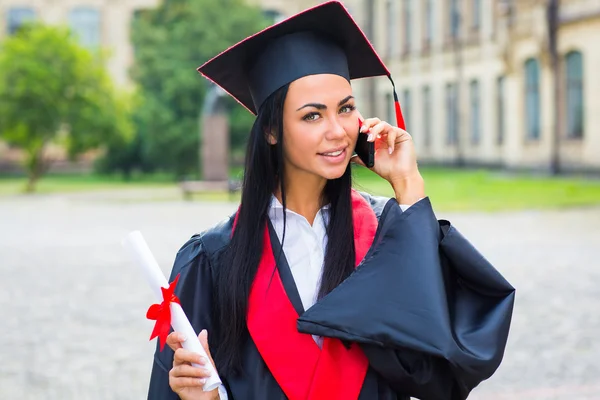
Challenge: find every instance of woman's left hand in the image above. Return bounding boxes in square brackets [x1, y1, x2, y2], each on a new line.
[351, 117, 425, 205]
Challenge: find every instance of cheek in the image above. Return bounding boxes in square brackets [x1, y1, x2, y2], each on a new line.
[283, 122, 321, 159]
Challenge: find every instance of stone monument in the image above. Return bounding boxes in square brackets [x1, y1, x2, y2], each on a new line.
[200, 85, 229, 182]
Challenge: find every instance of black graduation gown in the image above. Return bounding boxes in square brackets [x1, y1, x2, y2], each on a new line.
[147, 194, 515, 400]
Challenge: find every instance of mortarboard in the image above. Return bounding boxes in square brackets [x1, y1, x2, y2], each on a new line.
[197, 0, 405, 130]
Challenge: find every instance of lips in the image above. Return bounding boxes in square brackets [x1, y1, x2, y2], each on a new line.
[318, 146, 347, 157]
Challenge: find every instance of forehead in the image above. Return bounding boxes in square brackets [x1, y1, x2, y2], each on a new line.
[286, 74, 352, 104]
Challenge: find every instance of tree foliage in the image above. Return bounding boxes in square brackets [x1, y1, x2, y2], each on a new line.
[119, 0, 269, 178]
[0, 23, 132, 191]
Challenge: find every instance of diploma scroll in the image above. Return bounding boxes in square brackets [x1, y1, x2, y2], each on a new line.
[122, 231, 222, 392]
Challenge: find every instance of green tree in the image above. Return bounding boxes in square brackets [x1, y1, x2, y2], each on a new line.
[126, 0, 269, 178]
[0, 23, 132, 192]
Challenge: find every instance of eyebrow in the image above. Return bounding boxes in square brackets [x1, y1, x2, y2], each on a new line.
[296, 95, 354, 111]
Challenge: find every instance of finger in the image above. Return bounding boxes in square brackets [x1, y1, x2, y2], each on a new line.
[350, 154, 365, 167]
[170, 376, 207, 391]
[386, 129, 398, 154]
[368, 121, 391, 142]
[167, 332, 187, 352]
[359, 117, 381, 134]
[174, 348, 208, 367]
[170, 364, 213, 379]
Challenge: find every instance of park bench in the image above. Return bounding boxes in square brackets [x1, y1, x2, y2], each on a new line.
[179, 179, 242, 201]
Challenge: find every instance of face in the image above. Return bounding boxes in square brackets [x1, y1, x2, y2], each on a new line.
[278, 74, 359, 182]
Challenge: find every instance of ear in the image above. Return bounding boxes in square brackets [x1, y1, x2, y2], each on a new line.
[265, 129, 278, 145]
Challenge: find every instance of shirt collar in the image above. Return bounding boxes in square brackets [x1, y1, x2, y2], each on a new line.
[269, 194, 331, 212]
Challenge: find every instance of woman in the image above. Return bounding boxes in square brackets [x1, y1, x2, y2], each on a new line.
[147, 2, 515, 400]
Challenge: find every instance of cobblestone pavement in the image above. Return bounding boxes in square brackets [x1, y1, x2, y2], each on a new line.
[1, 191, 599, 400]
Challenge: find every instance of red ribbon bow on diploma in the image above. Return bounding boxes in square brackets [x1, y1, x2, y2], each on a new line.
[146, 273, 181, 351]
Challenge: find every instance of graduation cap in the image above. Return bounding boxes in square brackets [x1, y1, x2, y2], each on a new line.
[197, 0, 405, 130]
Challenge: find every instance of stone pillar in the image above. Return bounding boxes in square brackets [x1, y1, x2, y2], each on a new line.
[201, 114, 229, 181]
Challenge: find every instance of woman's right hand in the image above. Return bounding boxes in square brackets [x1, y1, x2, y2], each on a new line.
[167, 329, 220, 400]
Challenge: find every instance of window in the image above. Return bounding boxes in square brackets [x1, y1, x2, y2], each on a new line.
[470, 80, 480, 145]
[497, 76, 506, 145]
[69, 7, 101, 48]
[450, 0, 460, 39]
[386, 93, 395, 126]
[472, 0, 481, 30]
[7, 7, 35, 35]
[423, 86, 432, 148]
[565, 51, 584, 139]
[403, 0, 412, 53]
[263, 10, 286, 24]
[524, 58, 541, 140]
[423, 0, 434, 49]
[402, 89, 411, 130]
[385, 0, 397, 57]
[446, 83, 458, 144]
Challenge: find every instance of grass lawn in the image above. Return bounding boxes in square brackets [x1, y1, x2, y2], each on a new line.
[0, 173, 175, 196]
[1, 167, 599, 211]
[352, 166, 600, 212]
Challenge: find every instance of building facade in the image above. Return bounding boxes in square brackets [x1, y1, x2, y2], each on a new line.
[1, 0, 598, 172]
[251, 0, 600, 172]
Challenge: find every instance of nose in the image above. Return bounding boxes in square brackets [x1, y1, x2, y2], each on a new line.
[325, 116, 347, 141]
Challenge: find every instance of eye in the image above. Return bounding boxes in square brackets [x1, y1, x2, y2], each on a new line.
[302, 112, 320, 121]
[340, 104, 356, 114]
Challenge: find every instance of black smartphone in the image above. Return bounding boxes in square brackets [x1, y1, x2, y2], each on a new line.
[354, 128, 375, 168]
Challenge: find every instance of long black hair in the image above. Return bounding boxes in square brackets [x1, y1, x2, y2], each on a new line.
[212, 84, 356, 376]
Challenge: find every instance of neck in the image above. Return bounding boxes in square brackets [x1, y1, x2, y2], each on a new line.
[274, 170, 327, 226]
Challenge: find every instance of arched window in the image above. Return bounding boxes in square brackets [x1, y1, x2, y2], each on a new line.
[524, 58, 540, 140]
[565, 51, 584, 139]
[69, 7, 101, 48]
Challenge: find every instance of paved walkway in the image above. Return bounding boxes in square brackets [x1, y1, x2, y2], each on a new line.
[0, 191, 599, 399]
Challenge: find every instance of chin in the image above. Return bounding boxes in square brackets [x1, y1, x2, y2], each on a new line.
[319, 165, 349, 180]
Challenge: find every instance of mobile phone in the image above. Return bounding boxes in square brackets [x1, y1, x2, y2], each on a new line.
[354, 128, 375, 168]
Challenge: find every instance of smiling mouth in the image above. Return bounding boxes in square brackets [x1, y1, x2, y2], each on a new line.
[318, 148, 346, 157]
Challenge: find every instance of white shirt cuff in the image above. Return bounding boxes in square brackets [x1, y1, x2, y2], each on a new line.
[399, 197, 424, 212]
[399, 204, 411, 212]
[217, 384, 229, 400]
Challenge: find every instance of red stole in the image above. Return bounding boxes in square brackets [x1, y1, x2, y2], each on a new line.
[238, 190, 378, 400]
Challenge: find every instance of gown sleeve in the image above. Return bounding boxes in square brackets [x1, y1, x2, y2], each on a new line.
[147, 234, 226, 399]
[296, 197, 515, 400]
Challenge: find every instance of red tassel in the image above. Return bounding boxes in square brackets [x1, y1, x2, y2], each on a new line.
[387, 74, 406, 131]
[394, 101, 406, 131]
